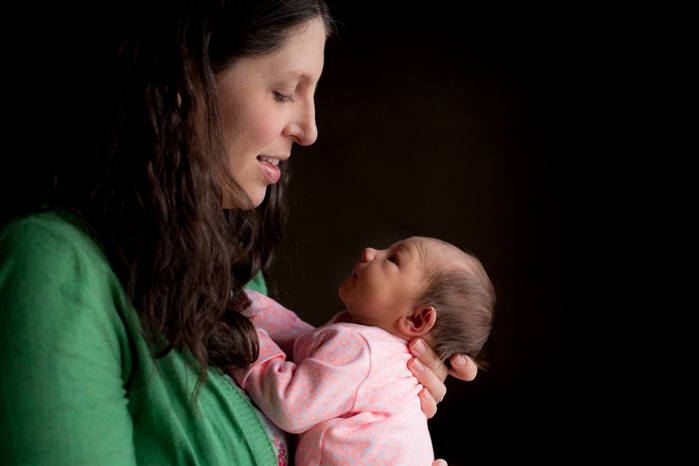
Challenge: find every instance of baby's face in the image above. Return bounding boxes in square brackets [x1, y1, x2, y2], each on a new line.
[338, 237, 434, 333]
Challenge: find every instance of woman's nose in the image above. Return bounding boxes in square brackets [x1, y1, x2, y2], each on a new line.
[362, 248, 377, 262]
[285, 97, 318, 146]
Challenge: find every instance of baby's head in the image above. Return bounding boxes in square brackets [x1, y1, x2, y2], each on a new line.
[338, 237, 495, 368]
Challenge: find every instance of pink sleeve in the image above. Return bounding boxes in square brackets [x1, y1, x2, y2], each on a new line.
[231, 325, 370, 434]
[244, 290, 314, 357]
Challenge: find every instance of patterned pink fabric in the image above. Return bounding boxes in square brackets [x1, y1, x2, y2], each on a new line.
[242, 290, 315, 358]
[234, 291, 434, 466]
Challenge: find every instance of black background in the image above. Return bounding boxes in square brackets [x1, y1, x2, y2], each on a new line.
[265, 2, 589, 463]
[6, 1, 597, 462]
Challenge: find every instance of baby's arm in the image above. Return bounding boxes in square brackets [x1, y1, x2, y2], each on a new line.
[243, 290, 314, 357]
[231, 325, 370, 433]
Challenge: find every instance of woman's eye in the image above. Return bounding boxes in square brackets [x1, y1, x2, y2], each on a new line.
[274, 92, 294, 103]
[387, 256, 398, 264]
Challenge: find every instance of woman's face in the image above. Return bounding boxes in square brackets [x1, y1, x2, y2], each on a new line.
[216, 18, 327, 209]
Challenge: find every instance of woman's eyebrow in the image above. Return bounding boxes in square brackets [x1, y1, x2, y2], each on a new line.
[279, 70, 308, 79]
[278, 69, 319, 83]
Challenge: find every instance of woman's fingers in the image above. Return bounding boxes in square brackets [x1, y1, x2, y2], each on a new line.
[408, 338, 479, 419]
[432, 460, 448, 466]
[409, 338, 449, 382]
[418, 387, 438, 419]
[447, 353, 478, 381]
[408, 339, 448, 416]
[409, 356, 446, 413]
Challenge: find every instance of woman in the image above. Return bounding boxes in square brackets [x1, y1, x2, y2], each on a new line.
[0, 1, 477, 464]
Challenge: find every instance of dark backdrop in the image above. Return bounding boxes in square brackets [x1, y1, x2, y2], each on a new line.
[6, 2, 592, 463]
[265, 3, 587, 463]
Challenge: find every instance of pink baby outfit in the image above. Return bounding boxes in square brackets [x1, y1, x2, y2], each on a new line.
[234, 290, 434, 466]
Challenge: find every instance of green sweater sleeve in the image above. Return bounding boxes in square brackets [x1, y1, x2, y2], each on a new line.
[0, 211, 276, 466]
[0, 212, 136, 464]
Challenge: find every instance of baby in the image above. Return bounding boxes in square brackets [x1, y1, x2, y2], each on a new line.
[232, 236, 495, 466]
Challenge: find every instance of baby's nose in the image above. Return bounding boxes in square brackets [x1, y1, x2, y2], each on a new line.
[362, 248, 377, 262]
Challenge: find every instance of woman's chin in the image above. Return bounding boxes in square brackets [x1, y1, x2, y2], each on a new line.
[221, 189, 266, 210]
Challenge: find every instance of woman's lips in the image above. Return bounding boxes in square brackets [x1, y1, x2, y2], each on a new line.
[257, 156, 281, 184]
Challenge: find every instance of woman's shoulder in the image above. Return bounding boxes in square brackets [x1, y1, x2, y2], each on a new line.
[0, 208, 116, 283]
[0, 208, 129, 340]
[2, 208, 101, 257]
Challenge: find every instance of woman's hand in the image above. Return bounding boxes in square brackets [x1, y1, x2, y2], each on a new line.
[433, 461, 448, 466]
[408, 338, 478, 419]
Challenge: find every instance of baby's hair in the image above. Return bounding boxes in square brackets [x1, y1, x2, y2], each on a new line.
[419, 246, 495, 370]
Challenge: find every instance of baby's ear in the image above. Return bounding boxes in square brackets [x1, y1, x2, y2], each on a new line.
[398, 306, 436, 337]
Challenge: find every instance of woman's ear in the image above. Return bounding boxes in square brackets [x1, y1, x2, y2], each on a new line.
[398, 306, 436, 337]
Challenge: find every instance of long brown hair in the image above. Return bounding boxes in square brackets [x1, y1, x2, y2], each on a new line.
[40, 0, 334, 386]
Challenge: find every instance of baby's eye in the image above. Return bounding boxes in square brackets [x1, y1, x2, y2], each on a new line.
[387, 255, 398, 264]
[274, 91, 294, 103]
